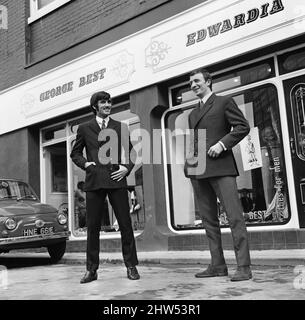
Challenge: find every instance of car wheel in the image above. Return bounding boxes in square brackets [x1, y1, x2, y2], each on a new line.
[47, 241, 66, 263]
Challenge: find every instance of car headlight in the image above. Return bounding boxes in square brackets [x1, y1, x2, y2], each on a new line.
[5, 218, 17, 230]
[57, 213, 67, 225]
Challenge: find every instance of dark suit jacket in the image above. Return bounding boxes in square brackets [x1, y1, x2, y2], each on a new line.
[184, 93, 250, 179]
[70, 117, 135, 191]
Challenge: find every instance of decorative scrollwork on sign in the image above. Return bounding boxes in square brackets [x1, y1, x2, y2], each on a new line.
[20, 93, 35, 117]
[111, 51, 135, 80]
[145, 40, 170, 68]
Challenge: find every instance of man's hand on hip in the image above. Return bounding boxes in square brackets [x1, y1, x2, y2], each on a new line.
[111, 165, 128, 181]
[85, 162, 96, 168]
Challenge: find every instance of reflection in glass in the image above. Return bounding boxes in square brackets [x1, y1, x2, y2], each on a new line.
[42, 124, 66, 142]
[290, 84, 305, 161]
[279, 47, 305, 75]
[171, 59, 274, 106]
[0, 180, 37, 200]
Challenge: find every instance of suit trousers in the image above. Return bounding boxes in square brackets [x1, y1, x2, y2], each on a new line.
[86, 188, 138, 271]
[191, 176, 251, 267]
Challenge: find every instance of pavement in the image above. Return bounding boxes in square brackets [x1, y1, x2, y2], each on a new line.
[2, 248, 304, 266]
[1, 249, 305, 301]
[2, 249, 304, 266]
[58, 249, 305, 266]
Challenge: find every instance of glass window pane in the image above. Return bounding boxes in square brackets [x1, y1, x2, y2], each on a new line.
[279, 47, 305, 75]
[42, 124, 66, 142]
[0, 180, 37, 200]
[171, 59, 275, 106]
[290, 84, 305, 160]
[213, 60, 274, 92]
[47, 142, 67, 192]
[164, 84, 290, 230]
[37, 0, 56, 9]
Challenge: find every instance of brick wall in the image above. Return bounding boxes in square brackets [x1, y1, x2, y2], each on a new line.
[0, 0, 27, 91]
[0, 0, 205, 92]
[29, 0, 171, 63]
[0, 126, 40, 195]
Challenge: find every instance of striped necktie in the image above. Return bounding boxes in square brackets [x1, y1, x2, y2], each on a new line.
[101, 119, 106, 130]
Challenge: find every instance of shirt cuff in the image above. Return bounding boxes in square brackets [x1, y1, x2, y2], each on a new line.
[218, 141, 227, 151]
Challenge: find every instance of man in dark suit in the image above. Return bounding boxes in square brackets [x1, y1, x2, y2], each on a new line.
[71, 91, 140, 283]
[185, 68, 252, 281]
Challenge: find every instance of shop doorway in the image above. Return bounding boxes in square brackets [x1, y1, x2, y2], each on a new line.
[42, 141, 68, 213]
[283, 75, 305, 227]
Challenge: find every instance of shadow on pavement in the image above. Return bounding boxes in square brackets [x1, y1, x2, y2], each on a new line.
[0, 254, 54, 269]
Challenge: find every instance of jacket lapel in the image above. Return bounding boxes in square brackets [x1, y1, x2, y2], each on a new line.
[106, 117, 118, 131]
[192, 93, 216, 128]
[88, 118, 101, 136]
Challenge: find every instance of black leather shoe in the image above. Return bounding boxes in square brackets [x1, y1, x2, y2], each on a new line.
[127, 266, 140, 280]
[231, 266, 252, 281]
[80, 271, 98, 284]
[195, 264, 228, 278]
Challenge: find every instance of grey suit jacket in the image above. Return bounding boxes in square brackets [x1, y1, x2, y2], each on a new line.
[184, 93, 250, 179]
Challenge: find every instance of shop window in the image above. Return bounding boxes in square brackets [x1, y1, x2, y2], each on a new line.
[28, 0, 72, 24]
[48, 142, 67, 192]
[171, 59, 275, 106]
[278, 47, 305, 75]
[290, 84, 305, 160]
[164, 84, 290, 230]
[42, 124, 66, 142]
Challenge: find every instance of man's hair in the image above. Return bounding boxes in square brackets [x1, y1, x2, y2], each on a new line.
[190, 68, 212, 90]
[90, 91, 111, 115]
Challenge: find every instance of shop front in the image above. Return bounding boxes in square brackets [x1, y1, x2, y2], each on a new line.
[1, 0, 305, 249]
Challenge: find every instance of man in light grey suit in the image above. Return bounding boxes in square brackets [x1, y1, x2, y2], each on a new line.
[185, 68, 252, 281]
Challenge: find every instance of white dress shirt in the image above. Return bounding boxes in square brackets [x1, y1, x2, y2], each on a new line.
[96, 116, 110, 129]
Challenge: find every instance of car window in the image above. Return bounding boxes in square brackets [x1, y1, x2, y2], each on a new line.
[0, 180, 37, 200]
[0, 181, 9, 199]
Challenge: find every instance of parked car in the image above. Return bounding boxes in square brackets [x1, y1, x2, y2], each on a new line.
[0, 179, 70, 262]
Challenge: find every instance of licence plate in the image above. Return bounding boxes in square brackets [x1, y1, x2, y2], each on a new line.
[22, 226, 55, 237]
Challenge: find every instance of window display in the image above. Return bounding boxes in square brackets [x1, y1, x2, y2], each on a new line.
[165, 84, 290, 229]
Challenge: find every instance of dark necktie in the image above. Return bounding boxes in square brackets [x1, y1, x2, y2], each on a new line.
[199, 100, 204, 111]
[101, 119, 106, 130]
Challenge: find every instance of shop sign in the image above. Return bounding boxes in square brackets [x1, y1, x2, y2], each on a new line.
[1, 0, 305, 135]
[20, 50, 134, 117]
[145, 0, 286, 72]
[185, 0, 284, 47]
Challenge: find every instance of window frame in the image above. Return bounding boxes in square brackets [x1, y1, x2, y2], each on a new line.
[163, 76, 293, 233]
[28, 0, 72, 24]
